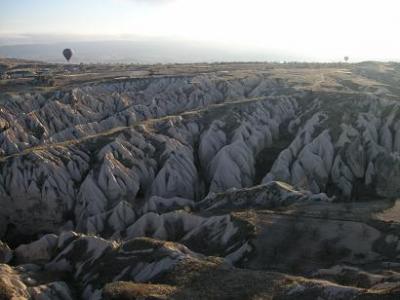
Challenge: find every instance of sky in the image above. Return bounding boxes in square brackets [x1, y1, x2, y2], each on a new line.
[1, 0, 400, 61]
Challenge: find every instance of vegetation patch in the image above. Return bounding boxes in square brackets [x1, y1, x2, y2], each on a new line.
[103, 281, 176, 300]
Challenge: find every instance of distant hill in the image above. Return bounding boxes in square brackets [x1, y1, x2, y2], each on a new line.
[0, 39, 297, 64]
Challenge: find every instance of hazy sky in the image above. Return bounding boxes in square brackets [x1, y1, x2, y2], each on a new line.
[2, 0, 400, 61]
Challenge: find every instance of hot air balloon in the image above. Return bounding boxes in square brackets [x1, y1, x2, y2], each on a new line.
[63, 48, 73, 62]
[344, 56, 349, 62]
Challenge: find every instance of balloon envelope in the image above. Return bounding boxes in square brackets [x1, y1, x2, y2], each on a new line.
[63, 48, 73, 62]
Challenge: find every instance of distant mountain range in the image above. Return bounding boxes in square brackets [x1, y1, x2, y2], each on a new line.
[0, 39, 300, 64]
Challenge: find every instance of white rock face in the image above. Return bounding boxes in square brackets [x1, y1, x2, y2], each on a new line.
[263, 112, 331, 192]
[1, 73, 400, 242]
[150, 140, 199, 200]
[206, 96, 298, 193]
[0, 73, 297, 239]
[41, 232, 207, 299]
[0, 74, 284, 155]
[263, 96, 400, 199]
[124, 211, 246, 257]
[198, 181, 331, 211]
[198, 120, 227, 174]
[1, 69, 400, 247]
[15, 234, 58, 264]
